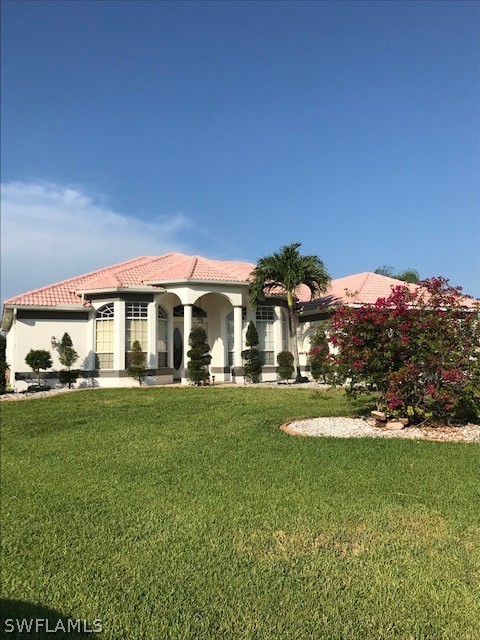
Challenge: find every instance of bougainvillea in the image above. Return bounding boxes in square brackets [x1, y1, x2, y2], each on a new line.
[308, 325, 331, 382]
[328, 277, 480, 423]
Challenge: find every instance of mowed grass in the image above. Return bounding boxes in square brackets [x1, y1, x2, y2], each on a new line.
[1, 388, 479, 640]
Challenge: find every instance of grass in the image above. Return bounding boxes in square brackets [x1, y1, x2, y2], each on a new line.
[1, 387, 479, 639]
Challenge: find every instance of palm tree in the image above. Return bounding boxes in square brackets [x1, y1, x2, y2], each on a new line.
[374, 265, 420, 284]
[250, 243, 331, 382]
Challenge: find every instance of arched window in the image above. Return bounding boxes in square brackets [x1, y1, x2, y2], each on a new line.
[95, 303, 114, 369]
[125, 303, 148, 365]
[173, 305, 207, 319]
[173, 304, 208, 331]
[226, 307, 247, 366]
[157, 306, 168, 367]
[256, 305, 275, 365]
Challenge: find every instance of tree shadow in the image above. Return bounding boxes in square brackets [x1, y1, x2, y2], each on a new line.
[0, 599, 100, 638]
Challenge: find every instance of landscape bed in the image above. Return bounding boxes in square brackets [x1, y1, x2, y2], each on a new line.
[1, 388, 479, 639]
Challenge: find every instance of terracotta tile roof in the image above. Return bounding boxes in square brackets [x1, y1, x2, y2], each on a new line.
[3, 255, 161, 307]
[5, 256, 476, 310]
[302, 272, 477, 309]
[329, 272, 418, 305]
[142, 255, 255, 284]
[300, 272, 419, 310]
[3, 253, 256, 307]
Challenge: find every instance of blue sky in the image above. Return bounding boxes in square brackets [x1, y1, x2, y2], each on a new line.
[2, 0, 479, 301]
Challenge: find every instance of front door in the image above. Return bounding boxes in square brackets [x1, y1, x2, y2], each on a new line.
[173, 326, 183, 380]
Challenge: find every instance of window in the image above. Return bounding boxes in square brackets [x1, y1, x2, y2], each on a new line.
[157, 306, 168, 367]
[125, 303, 148, 365]
[256, 305, 275, 365]
[226, 307, 247, 366]
[95, 303, 114, 369]
[173, 305, 207, 319]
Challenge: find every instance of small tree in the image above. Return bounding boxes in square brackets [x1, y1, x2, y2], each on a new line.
[58, 332, 79, 389]
[277, 350, 294, 382]
[127, 340, 147, 385]
[329, 277, 480, 423]
[25, 349, 52, 386]
[186, 326, 212, 386]
[241, 321, 262, 383]
[0, 334, 7, 394]
[309, 325, 330, 382]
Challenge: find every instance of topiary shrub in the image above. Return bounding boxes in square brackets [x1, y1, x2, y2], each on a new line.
[241, 321, 262, 383]
[277, 350, 294, 382]
[187, 326, 212, 386]
[25, 349, 52, 387]
[127, 340, 147, 385]
[58, 332, 79, 389]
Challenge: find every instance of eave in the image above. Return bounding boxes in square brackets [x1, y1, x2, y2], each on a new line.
[144, 278, 250, 287]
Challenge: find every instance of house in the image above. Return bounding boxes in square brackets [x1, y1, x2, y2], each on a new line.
[1, 254, 427, 390]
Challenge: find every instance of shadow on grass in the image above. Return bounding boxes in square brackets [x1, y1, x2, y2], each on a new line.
[0, 599, 99, 638]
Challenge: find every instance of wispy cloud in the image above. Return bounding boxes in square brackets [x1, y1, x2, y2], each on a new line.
[1, 181, 194, 302]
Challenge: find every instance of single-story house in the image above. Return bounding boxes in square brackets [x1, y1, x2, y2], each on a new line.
[1, 253, 427, 390]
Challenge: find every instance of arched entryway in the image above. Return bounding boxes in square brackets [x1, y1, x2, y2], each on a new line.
[172, 304, 208, 380]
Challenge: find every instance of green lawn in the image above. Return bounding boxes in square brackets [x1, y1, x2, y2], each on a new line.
[1, 388, 479, 639]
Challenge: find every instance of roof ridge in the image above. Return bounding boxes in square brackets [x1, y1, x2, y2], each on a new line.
[3, 255, 155, 303]
[109, 253, 183, 277]
[357, 272, 371, 292]
[187, 256, 199, 279]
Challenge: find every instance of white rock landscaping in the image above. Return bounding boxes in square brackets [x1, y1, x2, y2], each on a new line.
[282, 417, 480, 443]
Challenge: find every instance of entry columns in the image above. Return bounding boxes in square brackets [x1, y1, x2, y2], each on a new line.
[183, 304, 193, 374]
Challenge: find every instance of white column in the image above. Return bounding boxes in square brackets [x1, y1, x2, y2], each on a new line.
[273, 306, 283, 359]
[168, 312, 174, 369]
[113, 300, 125, 371]
[233, 305, 243, 367]
[85, 310, 96, 370]
[147, 302, 157, 370]
[183, 304, 193, 375]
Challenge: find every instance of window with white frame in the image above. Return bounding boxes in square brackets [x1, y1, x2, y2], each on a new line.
[125, 302, 148, 365]
[157, 306, 168, 368]
[95, 303, 114, 369]
[226, 307, 247, 366]
[256, 305, 275, 365]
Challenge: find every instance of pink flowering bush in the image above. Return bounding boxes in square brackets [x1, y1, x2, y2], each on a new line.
[308, 325, 331, 382]
[329, 277, 480, 424]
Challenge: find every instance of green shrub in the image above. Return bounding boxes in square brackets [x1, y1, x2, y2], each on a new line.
[127, 340, 147, 385]
[277, 350, 294, 381]
[58, 332, 79, 388]
[187, 326, 212, 386]
[309, 325, 330, 382]
[25, 349, 52, 386]
[241, 321, 262, 383]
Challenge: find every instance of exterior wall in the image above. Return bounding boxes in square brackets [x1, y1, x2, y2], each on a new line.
[5, 284, 326, 390]
[11, 315, 91, 391]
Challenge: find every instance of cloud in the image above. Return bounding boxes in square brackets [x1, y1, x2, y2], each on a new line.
[1, 181, 194, 302]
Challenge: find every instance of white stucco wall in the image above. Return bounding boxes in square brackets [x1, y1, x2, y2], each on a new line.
[5, 282, 325, 390]
[11, 315, 91, 390]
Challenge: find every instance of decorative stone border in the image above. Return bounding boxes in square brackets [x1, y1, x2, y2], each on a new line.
[278, 416, 480, 442]
[279, 421, 307, 436]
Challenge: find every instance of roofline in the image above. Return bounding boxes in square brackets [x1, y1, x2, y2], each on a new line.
[77, 286, 166, 295]
[3, 304, 90, 311]
[145, 278, 251, 287]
